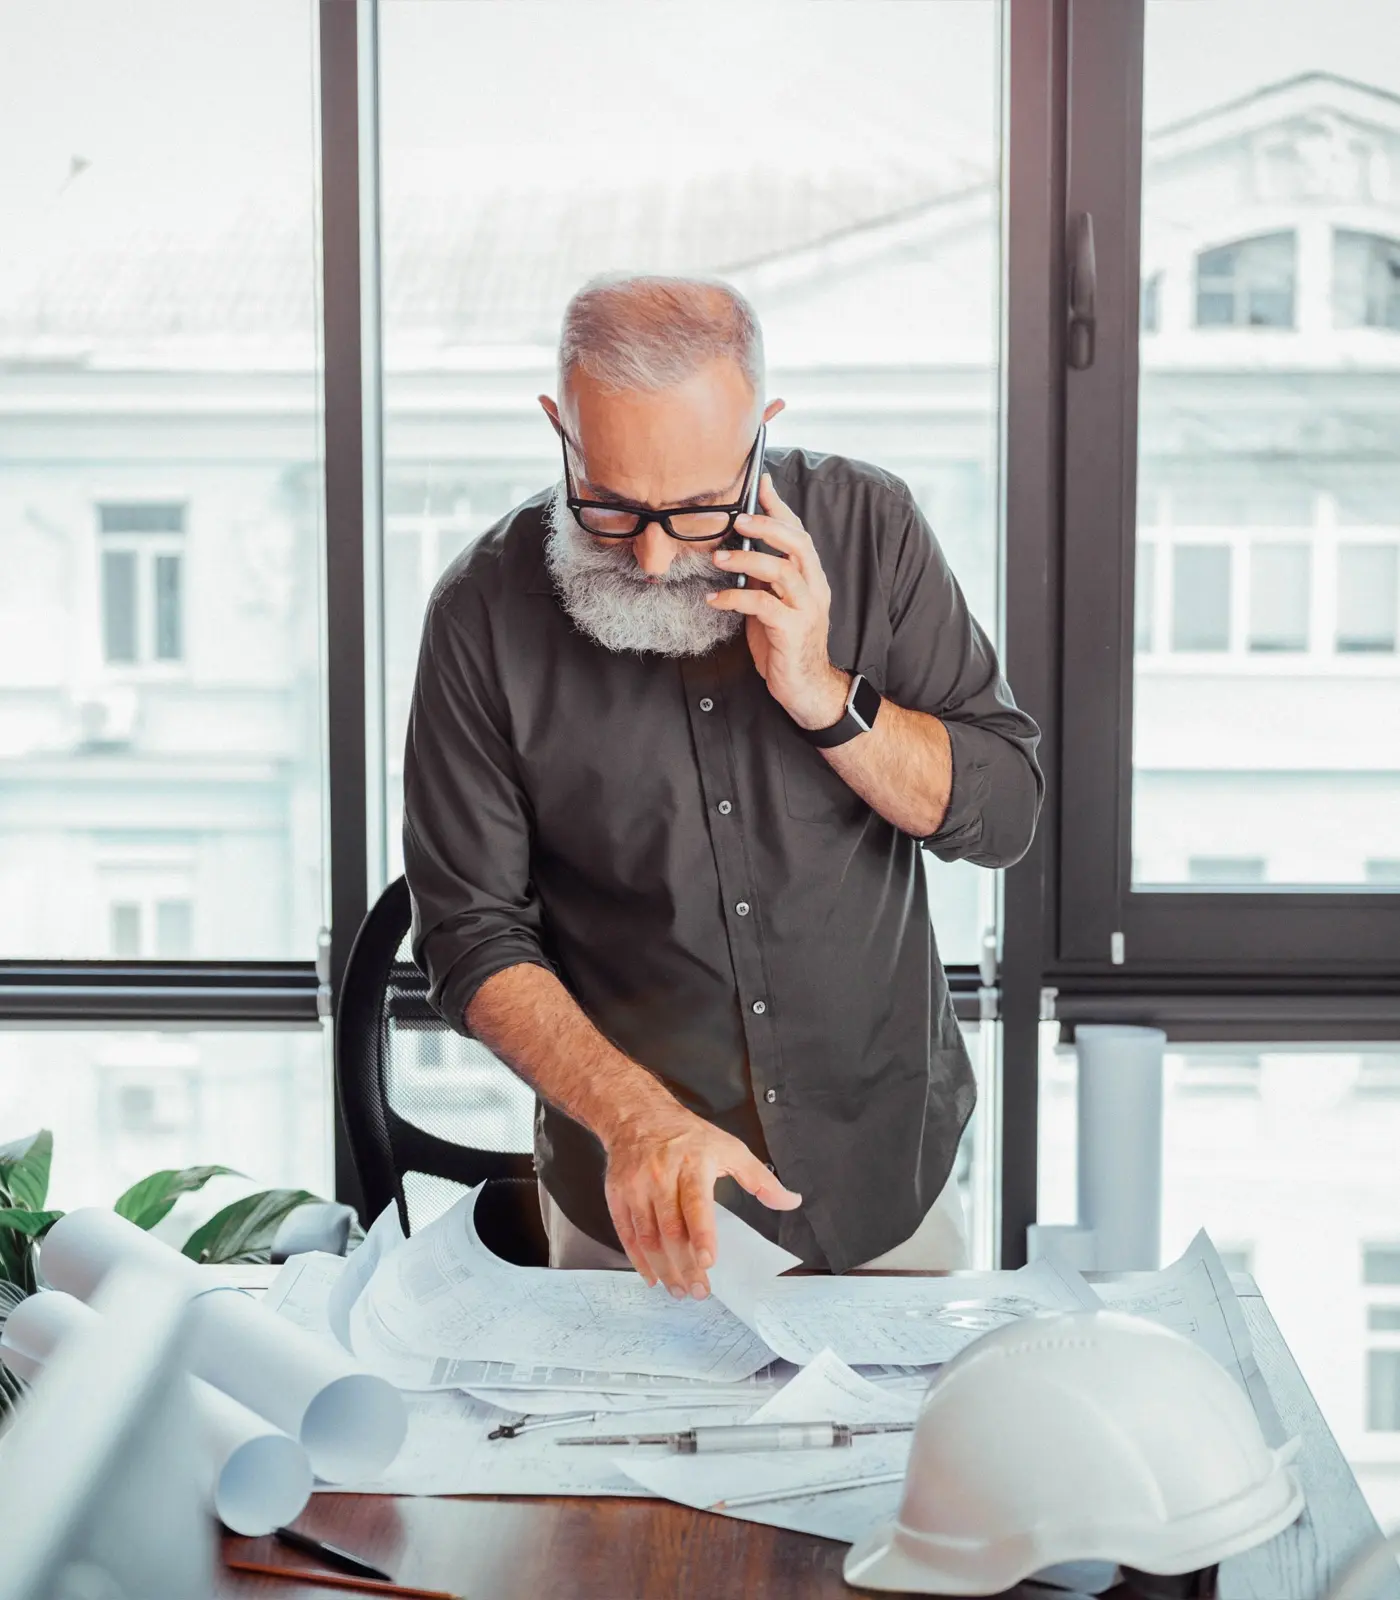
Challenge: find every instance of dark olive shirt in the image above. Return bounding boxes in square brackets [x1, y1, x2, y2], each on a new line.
[403, 446, 1042, 1272]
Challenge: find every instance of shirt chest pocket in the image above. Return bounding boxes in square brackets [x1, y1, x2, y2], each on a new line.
[777, 660, 886, 826]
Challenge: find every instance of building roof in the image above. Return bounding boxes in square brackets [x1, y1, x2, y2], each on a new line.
[1, 70, 1396, 363]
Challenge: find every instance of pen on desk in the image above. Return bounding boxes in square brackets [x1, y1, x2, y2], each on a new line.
[222, 1559, 462, 1599]
[276, 1526, 392, 1581]
[712, 1469, 907, 1511]
[555, 1421, 915, 1453]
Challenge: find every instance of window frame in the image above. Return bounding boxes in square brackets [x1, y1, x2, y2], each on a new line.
[1053, 0, 1400, 992]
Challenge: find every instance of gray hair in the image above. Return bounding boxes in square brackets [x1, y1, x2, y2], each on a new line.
[558, 274, 764, 397]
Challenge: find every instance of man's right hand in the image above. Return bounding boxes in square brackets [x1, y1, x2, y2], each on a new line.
[601, 1092, 801, 1300]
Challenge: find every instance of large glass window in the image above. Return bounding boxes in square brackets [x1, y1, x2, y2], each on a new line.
[376, 1, 1004, 964]
[1040, 1038, 1400, 1524]
[1132, 2, 1400, 889]
[0, 0, 327, 960]
[0, 1028, 331, 1210]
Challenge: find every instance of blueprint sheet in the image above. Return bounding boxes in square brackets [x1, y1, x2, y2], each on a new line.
[349, 1190, 777, 1382]
[622, 1349, 919, 1543]
[326, 1389, 756, 1498]
[1092, 1229, 1285, 1445]
[709, 1204, 1104, 1366]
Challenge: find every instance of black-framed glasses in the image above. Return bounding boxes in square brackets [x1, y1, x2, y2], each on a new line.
[562, 429, 763, 542]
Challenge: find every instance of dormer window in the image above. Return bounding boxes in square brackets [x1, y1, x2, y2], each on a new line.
[1334, 230, 1400, 331]
[1195, 232, 1296, 328]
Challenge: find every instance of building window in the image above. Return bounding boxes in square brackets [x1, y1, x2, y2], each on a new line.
[1188, 858, 1266, 885]
[1367, 1244, 1400, 1431]
[99, 502, 186, 667]
[1135, 543, 1156, 653]
[1141, 273, 1162, 334]
[1334, 230, 1400, 331]
[1369, 1354, 1400, 1431]
[1337, 544, 1398, 653]
[1365, 860, 1400, 885]
[1171, 544, 1232, 651]
[1174, 1046, 1263, 1095]
[107, 896, 194, 960]
[1248, 543, 1310, 653]
[1364, 1246, 1400, 1286]
[1195, 232, 1296, 328]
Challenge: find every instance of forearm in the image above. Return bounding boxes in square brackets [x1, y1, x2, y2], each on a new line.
[799, 665, 952, 837]
[465, 962, 676, 1144]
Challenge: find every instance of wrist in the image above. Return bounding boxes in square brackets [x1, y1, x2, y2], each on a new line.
[783, 664, 851, 731]
[593, 1066, 680, 1148]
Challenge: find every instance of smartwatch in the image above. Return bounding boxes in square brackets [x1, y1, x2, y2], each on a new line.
[797, 672, 882, 748]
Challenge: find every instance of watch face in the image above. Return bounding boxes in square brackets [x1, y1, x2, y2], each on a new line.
[850, 674, 881, 730]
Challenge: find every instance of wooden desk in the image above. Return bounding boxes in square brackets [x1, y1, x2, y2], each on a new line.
[219, 1285, 1400, 1600]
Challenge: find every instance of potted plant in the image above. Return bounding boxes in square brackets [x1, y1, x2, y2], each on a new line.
[0, 1128, 342, 1418]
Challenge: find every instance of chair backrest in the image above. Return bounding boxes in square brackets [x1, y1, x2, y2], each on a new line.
[335, 876, 540, 1244]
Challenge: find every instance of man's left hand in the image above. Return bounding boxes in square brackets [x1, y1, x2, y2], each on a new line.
[707, 474, 849, 731]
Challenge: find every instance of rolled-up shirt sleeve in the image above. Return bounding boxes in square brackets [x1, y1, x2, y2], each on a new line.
[880, 488, 1044, 869]
[402, 574, 553, 1033]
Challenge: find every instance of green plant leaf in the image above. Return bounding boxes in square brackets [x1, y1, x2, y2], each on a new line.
[0, 1223, 40, 1296]
[113, 1165, 241, 1231]
[0, 1279, 30, 1419]
[0, 1130, 54, 1212]
[180, 1189, 322, 1266]
[0, 1209, 63, 1240]
[0, 1231, 27, 1295]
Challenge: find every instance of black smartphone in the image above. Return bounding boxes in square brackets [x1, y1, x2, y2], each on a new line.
[730, 421, 767, 590]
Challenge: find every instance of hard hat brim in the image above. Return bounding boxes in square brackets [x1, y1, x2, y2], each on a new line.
[842, 1461, 1305, 1597]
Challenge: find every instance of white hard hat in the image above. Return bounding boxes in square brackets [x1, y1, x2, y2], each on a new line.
[844, 1311, 1303, 1596]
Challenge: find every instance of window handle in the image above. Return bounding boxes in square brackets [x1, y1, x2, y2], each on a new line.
[1067, 211, 1097, 371]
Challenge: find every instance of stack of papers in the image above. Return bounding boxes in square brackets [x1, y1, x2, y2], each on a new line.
[264, 1190, 1279, 1542]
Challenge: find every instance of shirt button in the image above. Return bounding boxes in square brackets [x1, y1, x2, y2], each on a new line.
[699, 697, 715, 713]
[717, 800, 732, 816]
[765, 1089, 778, 1104]
[752, 999, 767, 1016]
[735, 901, 751, 917]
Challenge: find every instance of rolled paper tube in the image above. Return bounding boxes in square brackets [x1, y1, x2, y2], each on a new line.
[0, 1337, 42, 1383]
[39, 1208, 405, 1485]
[186, 1288, 406, 1482]
[40, 1206, 202, 1301]
[2, 1289, 315, 1535]
[1075, 1024, 1166, 1272]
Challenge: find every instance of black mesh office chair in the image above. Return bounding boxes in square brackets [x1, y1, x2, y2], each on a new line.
[335, 875, 549, 1265]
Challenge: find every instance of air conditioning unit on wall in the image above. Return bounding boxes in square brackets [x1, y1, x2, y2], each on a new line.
[73, 686, 139, 750]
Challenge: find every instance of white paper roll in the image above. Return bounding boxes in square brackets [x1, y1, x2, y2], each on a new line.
[41, 1206, 203, 1299]
[190, 1376, 315, 1534]
[1075, 1024, 1166, 1271]
[187, 1288, 405, 1482]
[39, 1206, 406, 1485]
[1, 1289, 314, 1534]
[0, 1337, 41, 1382]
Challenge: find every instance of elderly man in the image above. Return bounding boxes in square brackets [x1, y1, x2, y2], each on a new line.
[404, 274, 1041, 1297]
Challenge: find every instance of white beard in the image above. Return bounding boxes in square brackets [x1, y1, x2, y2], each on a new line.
[544, 483, 744, 658]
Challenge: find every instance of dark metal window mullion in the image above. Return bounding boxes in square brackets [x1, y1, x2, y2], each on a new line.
[998, 0, 1070, 1267]
[319, 0, 373, 1214]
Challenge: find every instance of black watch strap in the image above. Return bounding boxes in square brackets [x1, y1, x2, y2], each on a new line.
[797, 673, 881, 748]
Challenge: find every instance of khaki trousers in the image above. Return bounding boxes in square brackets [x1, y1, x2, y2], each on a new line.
[538, 1167, 969, 1273]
